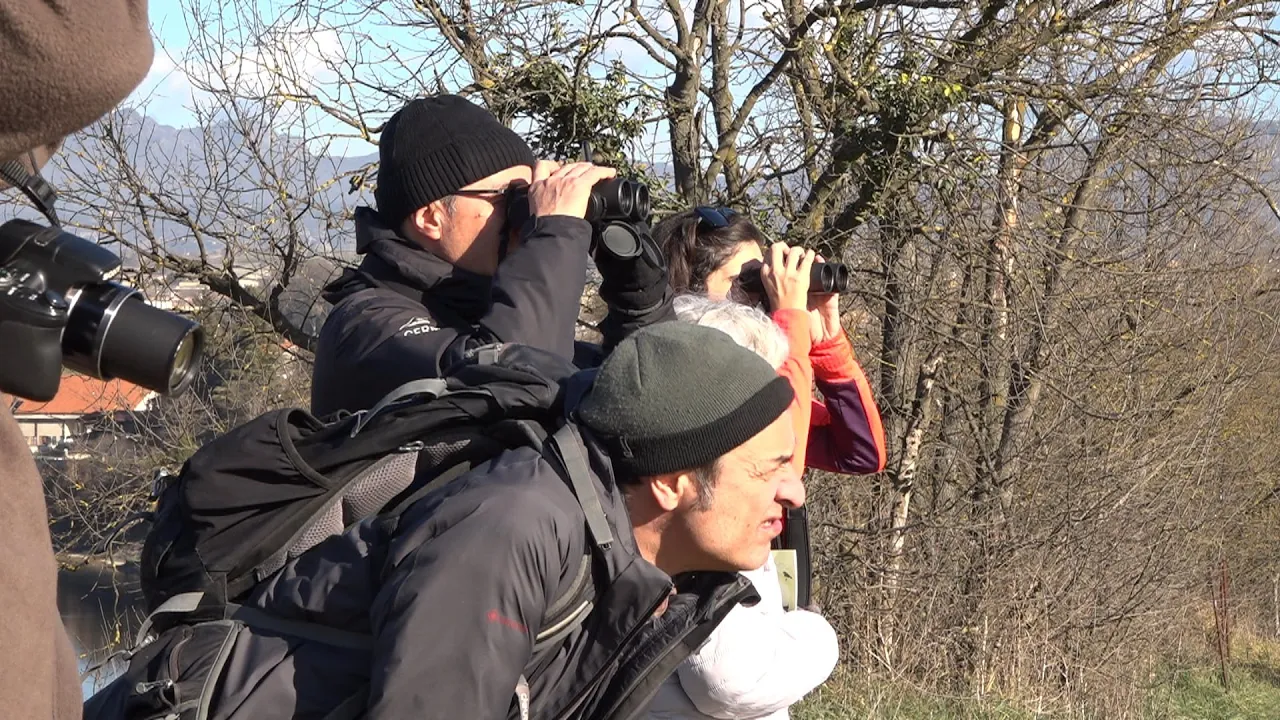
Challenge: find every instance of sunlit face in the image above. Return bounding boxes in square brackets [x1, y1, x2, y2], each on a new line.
[421, 164, 533, 275]
[704, 241, 764, 300]
[672, 411, 804, 572]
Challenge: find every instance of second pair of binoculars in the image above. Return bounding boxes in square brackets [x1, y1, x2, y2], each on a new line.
[736, 257, 850, 295]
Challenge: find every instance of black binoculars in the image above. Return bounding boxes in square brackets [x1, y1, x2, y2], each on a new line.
[736, 258, 850, 295]
[506, 178, 652, 261]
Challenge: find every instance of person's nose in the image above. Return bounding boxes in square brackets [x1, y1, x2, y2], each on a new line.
[776, 468, 806, 509]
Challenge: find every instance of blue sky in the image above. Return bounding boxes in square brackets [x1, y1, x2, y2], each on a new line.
[134, 1, 198, 128]
[130, 0, 680, 158]
[131, 0, 1280, 161]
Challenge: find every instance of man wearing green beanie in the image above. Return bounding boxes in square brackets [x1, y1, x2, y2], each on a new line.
[97, 323, 806, 720]
[578, 321, 807, 574]
[350, 321, 805, 718]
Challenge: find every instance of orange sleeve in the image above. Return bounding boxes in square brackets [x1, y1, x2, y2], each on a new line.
[810, 331, 860, 383]
[809, 330, 887, 473]
[771, 309, 814, 473]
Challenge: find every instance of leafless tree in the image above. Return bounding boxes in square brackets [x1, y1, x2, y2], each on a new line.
[21, 0, 1280, 711]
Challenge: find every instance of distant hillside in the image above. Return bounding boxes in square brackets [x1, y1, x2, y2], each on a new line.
[35, 109, 377, 266]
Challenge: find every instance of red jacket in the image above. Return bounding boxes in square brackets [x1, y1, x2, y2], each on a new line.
[771, 309, 886, 476]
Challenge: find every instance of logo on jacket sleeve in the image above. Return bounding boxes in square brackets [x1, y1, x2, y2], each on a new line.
[399, 316, 437, 336]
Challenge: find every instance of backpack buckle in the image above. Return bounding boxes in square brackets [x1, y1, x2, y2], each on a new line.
[150, 468, 176, 500]
[348, 409, 369, 438]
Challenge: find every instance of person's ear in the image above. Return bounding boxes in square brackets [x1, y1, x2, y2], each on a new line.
[647, 470, 701, 512]
[647, 471, 684, 512]
[408, 200, 450, 242]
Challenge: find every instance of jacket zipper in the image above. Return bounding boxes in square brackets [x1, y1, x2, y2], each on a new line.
[548, 583, 673, 720]
[596, 579, 757, 720]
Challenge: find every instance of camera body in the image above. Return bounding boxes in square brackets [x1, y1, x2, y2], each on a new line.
[0, 218, 204, 402]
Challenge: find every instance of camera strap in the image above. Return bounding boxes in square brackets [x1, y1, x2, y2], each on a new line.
[0, 151, 60, 226]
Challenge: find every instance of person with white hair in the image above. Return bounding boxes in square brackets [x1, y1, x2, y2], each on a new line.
[653, 206, 886, 477]
[643, 294, 841, 720]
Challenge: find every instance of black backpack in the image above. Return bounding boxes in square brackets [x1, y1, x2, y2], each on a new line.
[83, 344, 611, 720]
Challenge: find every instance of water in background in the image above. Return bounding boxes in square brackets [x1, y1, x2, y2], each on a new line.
[57, 560, 144, 699]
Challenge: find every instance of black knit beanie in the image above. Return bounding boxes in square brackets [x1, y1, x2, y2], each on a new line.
[375, 95, 536, 227]
[577, 323, 794, 477]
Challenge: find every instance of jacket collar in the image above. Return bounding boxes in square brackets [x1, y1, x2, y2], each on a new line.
[323, 206, 494, 323]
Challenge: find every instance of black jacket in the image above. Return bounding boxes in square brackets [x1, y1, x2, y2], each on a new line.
[312, 208, 670, 416]
[191, 370, 755, 720]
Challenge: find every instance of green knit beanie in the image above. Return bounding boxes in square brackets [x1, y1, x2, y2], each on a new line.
[577, 322, 793, 477]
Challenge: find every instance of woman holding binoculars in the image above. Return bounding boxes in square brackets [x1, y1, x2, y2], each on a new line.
[656, 206, 885, 477]
[644, 206, 887, 720]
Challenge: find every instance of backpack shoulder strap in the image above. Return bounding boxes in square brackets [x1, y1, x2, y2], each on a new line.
[349, 378, 449, 437]
[526, 423, 608, 655]
[545, 423, 613, 550]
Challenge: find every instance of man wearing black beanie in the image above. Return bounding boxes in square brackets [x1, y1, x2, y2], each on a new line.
[312, 95, 662, 416]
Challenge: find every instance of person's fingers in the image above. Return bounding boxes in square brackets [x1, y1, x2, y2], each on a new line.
[549, 161, 594, 179]
[552, 162, 617, 181]
[567, 166, 616, 190]
[533, 159, 561, 181]
[798, 248, 817, 276]
[785, 245, 805, 275]
[770, 242, 787, 274]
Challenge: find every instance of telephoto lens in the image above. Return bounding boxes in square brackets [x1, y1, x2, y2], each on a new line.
[62, 282, 205, 396]
[0, 218, 206, 398]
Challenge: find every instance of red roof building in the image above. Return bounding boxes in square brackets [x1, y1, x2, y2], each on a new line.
[7, 374, 156, 453]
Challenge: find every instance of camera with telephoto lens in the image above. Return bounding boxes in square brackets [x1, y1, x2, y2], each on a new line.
[0, 217, 205, 402]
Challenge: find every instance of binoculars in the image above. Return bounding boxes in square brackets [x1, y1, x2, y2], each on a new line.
[736, 258, 850, 295]
[506, 177, 653, 261]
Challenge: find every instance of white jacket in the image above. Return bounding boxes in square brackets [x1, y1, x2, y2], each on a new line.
[644, 553, 840, 720]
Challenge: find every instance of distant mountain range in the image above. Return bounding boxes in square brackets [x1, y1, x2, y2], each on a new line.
[30, 109, 379, 265]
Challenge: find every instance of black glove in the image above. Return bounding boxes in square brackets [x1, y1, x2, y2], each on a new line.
[594, 222, 669, 313]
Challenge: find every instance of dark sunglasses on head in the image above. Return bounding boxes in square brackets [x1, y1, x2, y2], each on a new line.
[694, 206, 738, 231]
